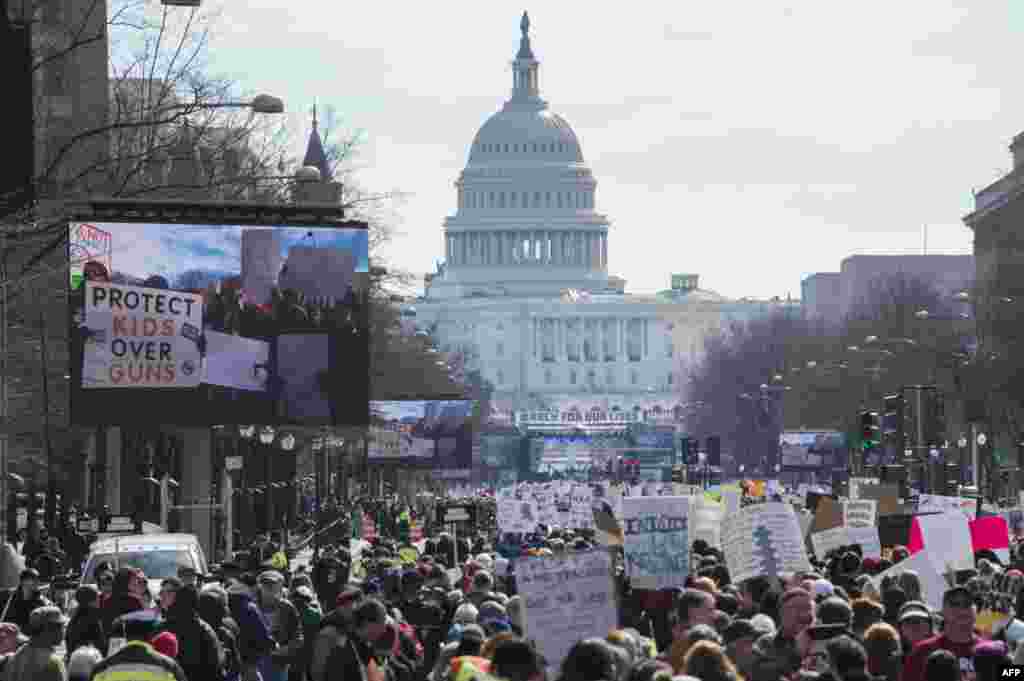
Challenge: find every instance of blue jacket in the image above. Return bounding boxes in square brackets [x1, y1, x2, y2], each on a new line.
[228, 591, 276, 665]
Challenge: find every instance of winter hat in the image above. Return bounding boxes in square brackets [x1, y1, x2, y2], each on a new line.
[151, 631, 179, 658]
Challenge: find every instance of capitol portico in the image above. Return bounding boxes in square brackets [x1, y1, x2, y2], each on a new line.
[408, 13, 792, 421]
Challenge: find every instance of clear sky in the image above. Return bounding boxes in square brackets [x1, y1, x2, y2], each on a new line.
[85, 223, 369, 281]
[187, 1, 1021, 299]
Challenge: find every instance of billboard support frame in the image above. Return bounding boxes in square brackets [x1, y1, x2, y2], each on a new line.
[69, 198, 365, 229]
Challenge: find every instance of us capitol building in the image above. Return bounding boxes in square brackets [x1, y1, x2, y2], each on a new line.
[404, 13, 798, 424]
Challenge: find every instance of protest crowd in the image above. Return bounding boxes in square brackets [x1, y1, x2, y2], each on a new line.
[0, 483, 1020, 681]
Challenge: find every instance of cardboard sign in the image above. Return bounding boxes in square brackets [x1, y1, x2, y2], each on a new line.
[518, 551, 617, 673]
[810, 525, 882, 560]
[621, 496, 690, 590]
[82, 282, 204, 388]
[917, 494, 977, 520]
[811, 496, 844, 533]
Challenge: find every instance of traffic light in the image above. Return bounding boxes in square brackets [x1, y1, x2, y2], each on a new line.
[883, 394, 904, 448]
[860, 410, 880, 451]
[706, 436, 721, 467]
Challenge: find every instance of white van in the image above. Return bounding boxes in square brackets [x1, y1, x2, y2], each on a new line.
[79, 533, 208, 605]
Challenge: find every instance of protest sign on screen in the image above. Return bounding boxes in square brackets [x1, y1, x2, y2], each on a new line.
[68, 218, 369, 426]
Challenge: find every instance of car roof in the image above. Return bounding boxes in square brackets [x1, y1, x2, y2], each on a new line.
[88, 533, 201, 554]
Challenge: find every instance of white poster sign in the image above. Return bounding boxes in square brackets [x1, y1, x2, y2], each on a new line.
[722, 502, 811, 583]
[691, 497, 723, 549]
[915, 511, 974, 572]
[621, 496, 690, 590]
[844, 500, 878, 528]
[811, 526, 850, 559]
[518, 551, 618, 673]
[202, 330, 269, 392]
[869, 550, 948, 610]
[82, 282, 204, 388]
[847, 526, 882, 559]
[723, 489, 741, 514]
[917, 494, 977, 519]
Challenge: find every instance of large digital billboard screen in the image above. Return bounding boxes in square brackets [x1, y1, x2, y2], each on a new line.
[68, 220, 369, 426]
[369, 400, 475, 468]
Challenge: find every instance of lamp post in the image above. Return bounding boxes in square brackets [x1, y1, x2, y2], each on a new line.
[258, 426, 276, 533]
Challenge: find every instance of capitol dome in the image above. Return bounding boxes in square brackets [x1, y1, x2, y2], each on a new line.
[433, 11, 611, 301]
[468, 110, 584, 165]
[466, 10, 584, 166]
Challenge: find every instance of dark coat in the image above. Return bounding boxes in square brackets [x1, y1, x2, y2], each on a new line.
[164, 586, 225, 681]
[65, 602, 107, 656]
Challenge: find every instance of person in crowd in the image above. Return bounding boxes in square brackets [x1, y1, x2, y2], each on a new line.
[163, 583, 225, 681]
[902, 586, 979, 681]
[101, 567, 148, 636]
[2, 605, 67, 681]
[0, 623, 28, 674]
[95, 564, 115, 607]
[90, 610, 187, 681]
[257, 569, 304, 681]
[923, 649, 962, 681]
[750, 588, 815, 681]
[327, 598, 389, 681]
[816, 597, 854, 628]
[850, 598, 885, 639]
[289, 585, 322, 681]
[897, 600, 934, 652]
[822, 635, 871, 681]
[973, 639, 1011, 680]
[200, 584, 243, 681]
[1, 568, 51, 632]
[722, 618, 760, 679]
[559, 638, 617, 681]
[66, 584, 106, 657]
[863, 622, 902, 681]
[310, 588, 363, 681]
[66, 644, 103, 681]
[228, 578, 277, 681]
[32, 537, 65, 582]
[489, 638, 544, 681]
[178, 565, 200, 589]
[158, 577, 184, 615]
[682, 640, 742, 681]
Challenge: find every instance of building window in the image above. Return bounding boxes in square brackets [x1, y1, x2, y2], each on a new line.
[570, 369, 577, 385]
[584, 320, 599, 362]
[541, 319, 555, 362]
[545, 369, 553, 384]
[627, 319, 643, 362]
[630, 369, 639, 385]
[566, 320, 580, 362]
[499, 192, 506, 208]
[534, 191, 542, 207]
[587, 369, 596, 385]
[489, 192, 495, 207]
[496, 341, 504, 357]
[606, 369, 614, 385]
[511, 192, 517, 208]
[603, 319, 617, 360]
[557, 193, 563, 208]
[497, 370, 504, 385]
[546, 192, 552, 207]
[666, 337, 674, 358]
[504, 144, 509, 152]
[522, 192, 528, 207]
[559, 143, 564, 152]
[513, 144, 518, 152]
[668, 372, 674, 385]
